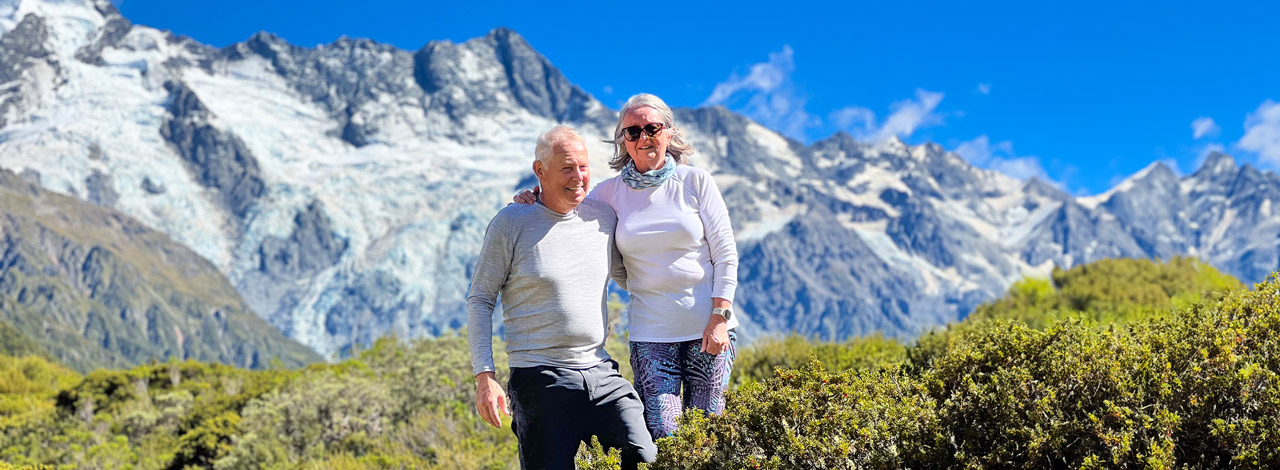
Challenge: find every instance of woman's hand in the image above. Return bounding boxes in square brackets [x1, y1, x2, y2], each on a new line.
[511, 187, 539, 205]
[700, 315, 730, 354]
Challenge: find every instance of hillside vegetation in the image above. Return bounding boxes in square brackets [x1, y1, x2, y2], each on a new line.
[0, 257, 1275, 469]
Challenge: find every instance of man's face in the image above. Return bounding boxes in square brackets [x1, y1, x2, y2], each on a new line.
[534, 138, 590, 209]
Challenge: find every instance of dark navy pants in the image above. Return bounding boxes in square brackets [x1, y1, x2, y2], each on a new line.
[508, 360, 657, 469]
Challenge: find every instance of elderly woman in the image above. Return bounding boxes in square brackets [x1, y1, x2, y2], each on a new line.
[517, 93, 740, 439]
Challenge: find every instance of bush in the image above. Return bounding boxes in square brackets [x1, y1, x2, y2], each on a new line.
[655, 361, 944, 469]
[0, 355, 79, 428]
[733, 333, 906, 386]
[651, 271, 1280, 469]
[970, 257, 1241, 328]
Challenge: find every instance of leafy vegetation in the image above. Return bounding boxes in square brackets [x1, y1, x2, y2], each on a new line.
[658, 258, 1272, 469]
[1, 257, 1276, 469]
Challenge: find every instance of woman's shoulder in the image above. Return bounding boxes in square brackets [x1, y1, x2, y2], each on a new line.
[595, 173, 622, 188]
[674, 164, 714, 181]
[588, 174, 621, 199]
[673, 164, 715, 189]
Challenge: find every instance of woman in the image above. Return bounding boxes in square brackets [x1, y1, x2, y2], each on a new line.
[517, 93, 739, 439]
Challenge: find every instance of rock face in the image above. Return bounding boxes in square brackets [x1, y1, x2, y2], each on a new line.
[0, 0, 1277, 358]
[161, 81, 266, 218]
[0, 169, 320, 372]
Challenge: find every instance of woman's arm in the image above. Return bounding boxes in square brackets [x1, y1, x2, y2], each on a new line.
[695, 169, 738, 354]
[695, 170, 738, 304]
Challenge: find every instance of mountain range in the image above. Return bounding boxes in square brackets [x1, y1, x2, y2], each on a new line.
[0, 0, 1276, 360]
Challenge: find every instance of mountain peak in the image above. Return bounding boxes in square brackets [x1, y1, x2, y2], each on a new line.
[413, 26, 606, 125]
[1113, 161, 1179, 191]
[484, 27, 540, 58]
[246, 30, 285, 46]
[1194, 151, 1237, 178]
[874, 135, 910, 156]
[486, 27, 522, 42]
[1145, 160, 1179, 182]
[1022, 176, 1069, 200]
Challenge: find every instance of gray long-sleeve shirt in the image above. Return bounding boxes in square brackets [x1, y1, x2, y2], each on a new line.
[467, 199, 626, 376]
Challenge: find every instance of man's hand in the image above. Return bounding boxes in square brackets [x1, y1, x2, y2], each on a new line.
[512, 187, 539, 205]
[700, 315, 730, 355]
[475, 371, 511, 427]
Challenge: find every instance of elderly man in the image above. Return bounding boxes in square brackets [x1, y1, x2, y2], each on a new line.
[467, 126, 657, 469]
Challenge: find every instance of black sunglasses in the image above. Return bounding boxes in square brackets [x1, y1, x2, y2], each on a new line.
[621, 123, 667, 142]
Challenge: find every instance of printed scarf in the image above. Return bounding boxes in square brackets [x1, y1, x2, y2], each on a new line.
[621, 155, 676, 190]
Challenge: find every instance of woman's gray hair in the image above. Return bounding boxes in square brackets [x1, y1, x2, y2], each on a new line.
[535, 125, 583, 165]
[609, 93, 695, 171]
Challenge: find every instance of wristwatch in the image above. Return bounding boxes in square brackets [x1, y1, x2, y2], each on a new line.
[712, 307, 733, 321]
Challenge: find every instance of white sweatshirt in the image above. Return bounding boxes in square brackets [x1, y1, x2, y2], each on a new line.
[590, 164, 739, 342]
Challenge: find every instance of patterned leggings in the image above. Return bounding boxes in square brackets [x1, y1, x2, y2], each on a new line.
[630, 331, 736, 439]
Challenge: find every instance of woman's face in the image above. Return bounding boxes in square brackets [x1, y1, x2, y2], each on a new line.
[621, 106, 670, 173]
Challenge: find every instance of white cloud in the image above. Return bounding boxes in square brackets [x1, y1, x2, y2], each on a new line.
[1237, 99, 1280, 168]
[830, 89, 946, 143]
[976, 83, 991, 95]
[876, 90, 944, 141]
[1191, 116, 1219, 139]
[704, 49, 947, 143]
[954, 135, 1051, 182]
[702, 46, 817, 140]
[830, 106, 875, 135]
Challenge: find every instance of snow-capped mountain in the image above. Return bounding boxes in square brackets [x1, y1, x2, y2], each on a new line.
[1, 0, 1276, 357]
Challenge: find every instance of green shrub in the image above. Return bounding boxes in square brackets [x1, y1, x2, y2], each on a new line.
[733, 333, 906, 386]
[651, 270, 1280, 469]
[971, 257, 1242, 328]
[654, 361, 944, 469]
[0, 355, 79, 428]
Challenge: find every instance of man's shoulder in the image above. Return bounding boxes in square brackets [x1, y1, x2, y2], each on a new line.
[489, 203, 538, 230]
[496, 202, 539, 218]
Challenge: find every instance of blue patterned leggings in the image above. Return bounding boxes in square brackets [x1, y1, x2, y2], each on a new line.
[630, 331, 736, 439]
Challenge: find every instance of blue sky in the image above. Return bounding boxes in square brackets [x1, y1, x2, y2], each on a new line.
[115, 0, 1280, 195]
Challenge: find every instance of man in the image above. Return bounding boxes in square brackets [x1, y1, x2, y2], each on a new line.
[467, 125, 657, 469]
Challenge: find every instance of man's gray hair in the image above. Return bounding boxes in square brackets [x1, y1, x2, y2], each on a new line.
[609, 93, 695, 171]
[535, 125, 584, 165]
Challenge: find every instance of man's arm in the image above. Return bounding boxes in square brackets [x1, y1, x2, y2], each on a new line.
[466, 211, 515, 426]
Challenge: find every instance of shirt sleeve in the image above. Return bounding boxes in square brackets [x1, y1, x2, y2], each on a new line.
[467, 210, 514, 376]
[609, 225, 628, 290]
[694, 170, 738, 302]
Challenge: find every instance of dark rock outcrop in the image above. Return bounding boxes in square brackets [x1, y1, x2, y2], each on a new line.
[0, 13, 54, 127]
[160, 81, 266, 219]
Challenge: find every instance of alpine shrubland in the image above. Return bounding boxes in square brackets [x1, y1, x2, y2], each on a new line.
[2, 257, 1276, 469]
